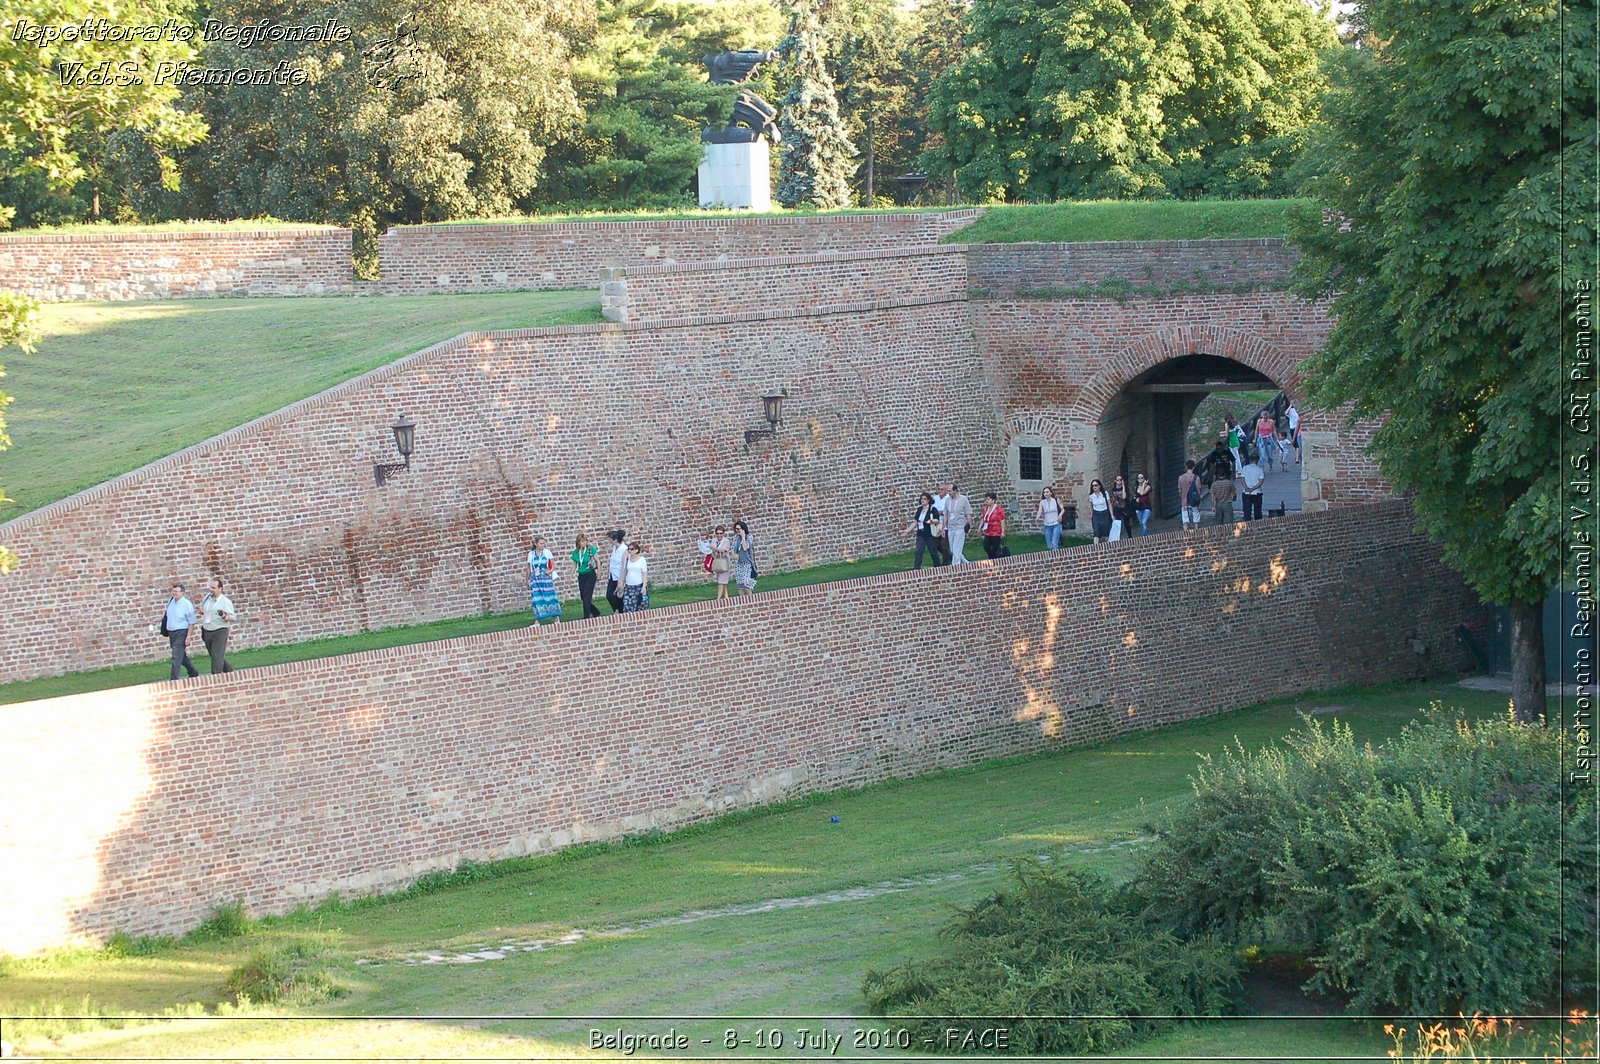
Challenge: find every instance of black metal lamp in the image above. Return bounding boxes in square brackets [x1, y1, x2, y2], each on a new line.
[374, 413, 416, 486]
[744, 391, 785, 445]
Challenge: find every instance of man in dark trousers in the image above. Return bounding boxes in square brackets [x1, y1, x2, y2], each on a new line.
[163, 584, 199, 680]
[605, 530, 628, 613]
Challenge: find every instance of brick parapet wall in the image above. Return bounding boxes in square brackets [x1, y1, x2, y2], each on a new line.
[0, 501, 1477, 953]
[0, 299, 1004, 684]
[966, 239, 1298, 295]
[378, 209, 981, 293]
[601, 246, 970, 324]
[0, 228, 357, 301]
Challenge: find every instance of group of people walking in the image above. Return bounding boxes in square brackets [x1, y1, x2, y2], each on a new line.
[156, 579, 237, 679]
[905, 482, 1020, 568]
[1083, 473, 1155, 544]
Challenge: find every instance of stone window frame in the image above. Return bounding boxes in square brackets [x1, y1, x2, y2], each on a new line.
[1006, 436, 1053, 489]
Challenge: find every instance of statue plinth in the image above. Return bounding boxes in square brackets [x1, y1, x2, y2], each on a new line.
[698, 136, 771, 211]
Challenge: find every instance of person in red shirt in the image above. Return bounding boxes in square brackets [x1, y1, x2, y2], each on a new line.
[979, 492, 1008, 559]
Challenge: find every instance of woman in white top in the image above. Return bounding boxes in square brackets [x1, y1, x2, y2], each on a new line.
[711, 525, 735, 599]
[1087, 479, 1112, 543]
[622, 542, 650, 612]
[199, 577, 237, 674]
[1036, 487, 1063, 550]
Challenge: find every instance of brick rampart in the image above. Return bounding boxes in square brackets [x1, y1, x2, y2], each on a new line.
[0, 227, 356, 301]
[966, 239, 1297, 295]
[0, 501, 1476, 953]
[0, 298, 1004, 684]
[601, 247, 969, 324]
[378, 210, 981, 293]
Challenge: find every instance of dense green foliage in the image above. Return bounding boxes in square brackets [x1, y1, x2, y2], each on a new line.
[1288, 0, 1596, 717]
[921, 0, 1335, 202]
[863, 864, 1240, 1055]
[775, 1, 856, 209]
[1128, 712, 1592, 1014]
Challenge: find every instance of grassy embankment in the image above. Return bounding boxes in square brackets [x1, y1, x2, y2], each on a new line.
[943, 197, 1310, 243]
[0, 291, 602, 523]
[0, 678, 1513, 1061]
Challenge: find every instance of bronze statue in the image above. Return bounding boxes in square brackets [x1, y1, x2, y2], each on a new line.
[703, 50, 782, 144]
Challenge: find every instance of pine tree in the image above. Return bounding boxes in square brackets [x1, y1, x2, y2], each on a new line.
[775, 1, 857, 209]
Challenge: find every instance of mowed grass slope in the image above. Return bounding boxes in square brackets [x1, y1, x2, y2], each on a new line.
[944, 198, 1311, 244]
[0, 680, 1511, 1061]
[0, 291, 602, 522]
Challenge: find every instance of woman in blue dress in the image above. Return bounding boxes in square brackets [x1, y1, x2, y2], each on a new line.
[527, 536, 562, 624]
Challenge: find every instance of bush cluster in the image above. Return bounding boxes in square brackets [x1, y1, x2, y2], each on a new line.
[1127, 710, 1591, 1014]
[861, 864, 1239, 1055]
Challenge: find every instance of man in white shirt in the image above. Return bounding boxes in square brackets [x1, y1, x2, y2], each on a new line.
[1239, 456, 1266, 521]
[932, 485, 952, 565]
[943, 482, 973, 565]
[1285, 401, 1301, 461]
[605, 530, 628, 613]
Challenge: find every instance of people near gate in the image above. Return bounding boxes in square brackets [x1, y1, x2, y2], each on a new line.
[1286, 399, 1301, 460]
[1134, 473, 1153, 536]
[1087, 479, 1112, 543]
[1037, 486, 1063, 550]
[606, 529, 628, 613]
[572, 534, 601, 618]
[1109, 475, 1131, 540]
[199, 577, 237, 674]
[979, 492, 1008, 559]
[710, 525, 735, 599]
[1276, 428, 1295, 470]
[1223, 414, 1243, 471]
[1256, 411, 1277, 468]
[943, 482, 973, 565]
[527, 535, 561, 624]
[905, 492, 945, 569]
[159, 583, 199, 680]
[1239, 453, 1266, 521]
[622, 541, 650, 612]
[1178, 460, 1203, 532]
[733, 520, 758, 593]
[1211, 465, 1238, 525]
[1201, 435, 1235, 485]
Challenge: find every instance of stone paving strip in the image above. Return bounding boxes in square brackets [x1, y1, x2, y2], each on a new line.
[358, 836, 1151, 968]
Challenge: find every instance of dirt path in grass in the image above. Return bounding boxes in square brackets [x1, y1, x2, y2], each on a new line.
[360, 836, 1150, 968]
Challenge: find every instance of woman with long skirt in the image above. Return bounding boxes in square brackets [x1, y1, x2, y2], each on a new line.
[527, 536, 562, 624]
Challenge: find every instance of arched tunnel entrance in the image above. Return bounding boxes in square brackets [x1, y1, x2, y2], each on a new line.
[1097, 353, 1284, 518]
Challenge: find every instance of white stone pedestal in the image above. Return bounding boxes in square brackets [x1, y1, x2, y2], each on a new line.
[698, 139, 772, 210]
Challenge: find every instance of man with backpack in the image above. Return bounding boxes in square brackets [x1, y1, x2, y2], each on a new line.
[1178, 460, 1203, 531]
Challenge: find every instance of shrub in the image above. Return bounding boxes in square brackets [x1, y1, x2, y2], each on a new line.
[1128, 709, 1586, 1015]
[223, 942, 343, 1007]
[188, 901, 257, 942]
[862, 863, 1239, 1055]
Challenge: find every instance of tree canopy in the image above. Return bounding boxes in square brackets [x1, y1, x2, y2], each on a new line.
[775, 0, 857, 209]
[1289, 0, 1596, 720]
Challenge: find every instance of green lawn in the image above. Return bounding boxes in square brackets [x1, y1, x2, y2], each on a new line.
[0, 533, 1082, 706]
[943, 198, 1312, 244]
[0, 678, 1509, 1060]
[451, 205, 975, 226]
[0, 292, 602, 522]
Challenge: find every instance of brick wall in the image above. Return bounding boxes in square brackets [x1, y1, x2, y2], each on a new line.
[601, 247, 969, 324]
[378, 210, 981, 293]
[0, 228, 356, 301]
[966, 238, 1297, 295]
[0, 501, 1477, 953]
[0, 298, 1005, 684]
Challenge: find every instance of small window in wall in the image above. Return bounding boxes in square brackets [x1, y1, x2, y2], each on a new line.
[1018, 446, 1043, 482]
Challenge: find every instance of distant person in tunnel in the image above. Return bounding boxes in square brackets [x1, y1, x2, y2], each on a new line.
[1223, 414, 1244, 472]
[1087, 479, 1112, 543]
[1239, 453, 1265, 521]
[1178, 461, 1202, 531]
[1286, 400, 1301, 460]
[1110, 475, 1130, 540]
[1134, 474, 1153, 536]
[1211, 467, 1237, 525]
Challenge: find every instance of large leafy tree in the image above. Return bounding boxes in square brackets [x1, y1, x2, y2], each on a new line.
[827, 0, 914, 205]
[532, 0, 778, 210]
[183, 0, 589, 243]
[922, 0, 1334, 202]
[1290, 0, 1596, 721]
[775, 0, 857, 209]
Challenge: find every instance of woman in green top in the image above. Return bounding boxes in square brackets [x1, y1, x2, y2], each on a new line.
[572, 533, 601, 618]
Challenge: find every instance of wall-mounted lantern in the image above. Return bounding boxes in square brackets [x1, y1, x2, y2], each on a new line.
[744, 391, 786, 446]
[373, 413, 416, 486]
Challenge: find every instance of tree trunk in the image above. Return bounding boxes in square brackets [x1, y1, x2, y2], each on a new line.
[864, 120, 874, 205]
[1509, 598, 1547, 723]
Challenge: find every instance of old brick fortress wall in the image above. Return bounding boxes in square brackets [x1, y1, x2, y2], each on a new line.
[0, 227, 356, 301]
[0, 295, 998, 684]
[0, 501, 1477, 954]
[377, 209, 981, 293]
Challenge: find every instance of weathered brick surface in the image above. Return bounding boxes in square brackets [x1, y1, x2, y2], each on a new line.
[966, 238, 1298, 294]
[0, 299, 1004, 683]
[0, 228, 357, 301]
[602, 247, 970, 324]
[378, 210, 981, 292]
[0, 501, 1477, 954]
